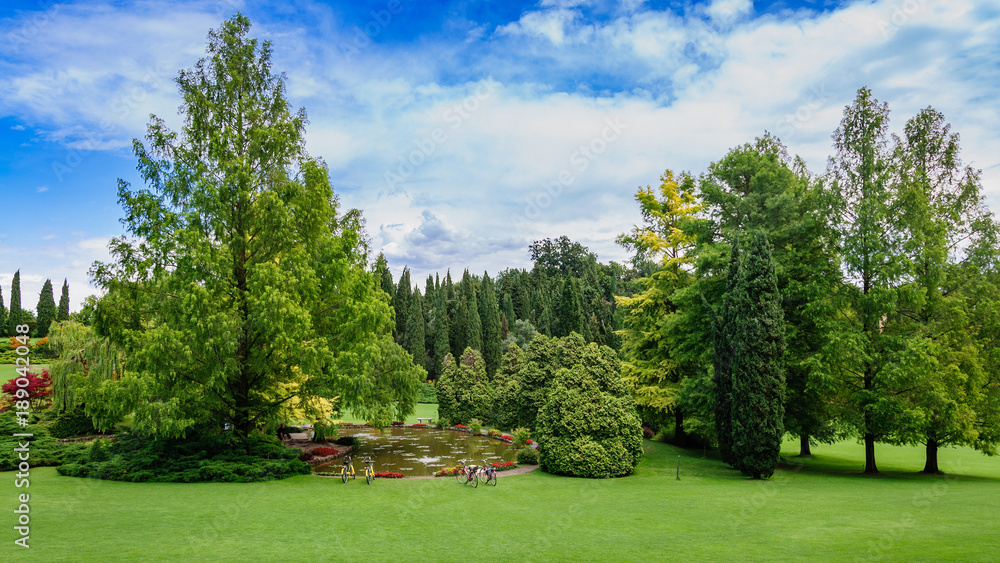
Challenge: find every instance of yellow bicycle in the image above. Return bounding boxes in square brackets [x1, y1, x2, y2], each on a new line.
[340, 455, 356, 483]
[362, 456, 375, 485]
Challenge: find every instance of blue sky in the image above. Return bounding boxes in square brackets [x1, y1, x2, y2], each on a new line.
[1, 0, 999, 311]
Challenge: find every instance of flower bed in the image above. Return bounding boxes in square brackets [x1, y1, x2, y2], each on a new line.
[434, 461, 518, 477]
[411, 423, 428, 428]
[311, 447, 337, 457]
[374, 471, 404, 479]
[501, 434, 513, 441]
[454, 424, 468, 429]
[390, 421, 404, 426]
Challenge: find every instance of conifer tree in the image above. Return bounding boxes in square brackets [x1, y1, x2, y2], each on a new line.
[479, 272, 502, 379]
[555, 277, 583, 337]
[729, 231, 786, 479]
[35, 278, 56, 337]
[57, 279, 70, 322]
[394, 267, 412, 340]
[7, 270, 22, 335]
[404, 289, 426, 372]
[467, 284, 483, 352]
[713, 240, 741, 467]
[432, 288, 451, 379]
[501, 293, 516, 327]
[0, 285, 6, 336]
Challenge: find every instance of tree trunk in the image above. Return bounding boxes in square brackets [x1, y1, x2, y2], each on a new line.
[674, 407, 686, 447]
[798, 434, 812, 457]
[864, 430, 878, 475]
[922, 437, 941, 474]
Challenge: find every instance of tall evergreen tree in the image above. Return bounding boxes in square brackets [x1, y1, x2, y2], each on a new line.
[57, 279, 70, 322]
[404, 289, 426, 372]
[713, 239, 742, 466]
[7, 270, 22, 335]
[432, 287, 451, 379]
[0, 285, 6, 336]
[555, 277, 582, 337]
[394, 267, 412, 340]
[467, 284, 483, 352]
[35, 278, 56, 337]
[501, 293, 516, 327]
[479, 272, 502, 379]
[730, 231, 786, 479]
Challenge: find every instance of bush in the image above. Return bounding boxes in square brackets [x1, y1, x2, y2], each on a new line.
[643, 426, 655, 440]
[299, 452, 314, 462]
[516, 447, 539, 465]
[0, 412, 88, 470]
[88, 438, 110, 463]
[390, 421, 404, 426]
[468, 419, 482, 435]
[434, 418, 450, 429]
[487, 428, 502, 439]
[436, 348, 492, 425]
[57, 431, 310, 482]
[312, 420, 336, 442]
[49, 407, 100, 438]
[435, 466, 461, 477]
[511, 427, 531, 448]
[417, 382, 438, 404]
[334, 436, 359, 448]
[310, 447, 337, 457]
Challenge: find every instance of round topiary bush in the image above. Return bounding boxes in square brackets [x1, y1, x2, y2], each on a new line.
[535, 340, 643, 478]
[515, 446, 539, 465]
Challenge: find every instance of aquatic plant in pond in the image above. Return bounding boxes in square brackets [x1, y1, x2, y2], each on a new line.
[313, 427, 514, 476]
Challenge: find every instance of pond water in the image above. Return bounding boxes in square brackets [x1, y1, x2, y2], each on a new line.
[314, 427, 516, 477]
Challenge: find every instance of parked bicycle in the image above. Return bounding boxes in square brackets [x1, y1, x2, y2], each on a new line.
[340, 455, 356, 483]
[362, 456, 375, 485]
[477, 460, 497, 487]
[456, 459, 479, 488]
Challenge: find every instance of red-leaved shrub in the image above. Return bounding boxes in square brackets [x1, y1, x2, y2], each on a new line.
[311, 447, 337, 457]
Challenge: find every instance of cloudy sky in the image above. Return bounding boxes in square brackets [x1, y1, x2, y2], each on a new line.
[1, 0, 998, 311]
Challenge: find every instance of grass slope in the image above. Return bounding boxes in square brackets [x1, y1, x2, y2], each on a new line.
[3, 438, 999, 561]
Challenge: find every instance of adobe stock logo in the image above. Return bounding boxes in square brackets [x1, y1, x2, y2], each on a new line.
[339, 1, 404, 60]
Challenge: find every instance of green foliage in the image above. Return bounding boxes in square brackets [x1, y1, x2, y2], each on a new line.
[57, 279, 70, 322]
[417, 382, 437, 403]
[58, 431, 310, 482]
[87, 16, 404, 439]
[0, 284, 6, 335]
[394, 267, 412, 339]
[49, 406, 100, 439]
[0, 412, 89, 471]
[404, 289, 427, 370]
[7, 270, 22, 336]
[35, 278, 56, 337]
[479, 273, 502, 379]
[729, 232, 786, 479]
[555, 277, 583, 337]
[435, 348, 492, 425]
[489, 344, 524, 430]
[511, 427, 531, 448]
[501, 319, 538, 353]
[311, 419, 336, 442]
[713, 239, 742, 466]
[515, 446, 539, 465]
[334, 435, 359, 447]
[468, 418, 482, 435]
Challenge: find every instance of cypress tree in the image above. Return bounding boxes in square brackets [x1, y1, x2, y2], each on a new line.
[433, 288, 451, 379]
[35, 278, 56, 337]
[479, 272, 502, 379]
[467, 284, 483, 352]
[0, 285, 6, 336]
[501, 293, 515, 326]
[714, 239, 742, 467]
[394, 267, 412, 340]
[555, 277, 583, 337]
[450, 274, 468, 359]
[730, 231, 786, 479]
[404, 289, 426, 371]
[7, 270, 23, 335]
[57, 279, 70, 322]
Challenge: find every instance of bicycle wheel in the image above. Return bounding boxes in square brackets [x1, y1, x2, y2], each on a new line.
[457, 470, 468, 485]
[488, 473, 497, 486]
[341, 468, 348, 483]
[471, 473, 478, 488]
[366, 469, 373, 485]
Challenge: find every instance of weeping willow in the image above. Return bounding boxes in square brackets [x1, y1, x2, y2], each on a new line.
[47, 321, 126, 431]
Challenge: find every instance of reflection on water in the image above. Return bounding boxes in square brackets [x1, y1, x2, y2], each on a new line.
[314, 427, 514, 476]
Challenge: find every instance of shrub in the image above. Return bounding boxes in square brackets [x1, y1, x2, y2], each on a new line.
[643, 426, 655, 440]
[436, 348, 492, 425]
[57, 431, 310, 482]
[434, 418, 450, 429]
[435, 466, 461, 477]
[468, 418, 482, 435]
[516, 447, 539, 465]
[334, 436, 359, 448]
[310, 447, 338, 457]
[511, 427, 531, 448]
[417, 382, 437, 404]
[49, 407, 101, 438]
[390, 421, 404, 426]
[0, 412, 88, 470]
[298, 452, 314, 462]
[487, 428, 502, 439]
[411, 423, 428, 428]
[88, 438, 110, 463]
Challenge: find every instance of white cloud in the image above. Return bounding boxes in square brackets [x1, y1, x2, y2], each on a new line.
[36, 186, 49, 193]
[11, 124, 25, 130]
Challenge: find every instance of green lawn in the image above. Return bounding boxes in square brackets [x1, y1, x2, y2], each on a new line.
[0, 363, 49, 382]
[3, 436, 1000, 561]
[340, 403, 438, 425]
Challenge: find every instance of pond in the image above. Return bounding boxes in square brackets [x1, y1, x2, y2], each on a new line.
[314, 427, 516, 477]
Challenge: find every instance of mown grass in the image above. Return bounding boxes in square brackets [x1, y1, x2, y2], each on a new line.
[3, 435, 999, 561]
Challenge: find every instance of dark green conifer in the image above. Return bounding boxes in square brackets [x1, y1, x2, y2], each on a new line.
[35, 278, 56, 337]
[479, 272, 502, 379]
[57, 279, 70, 322]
